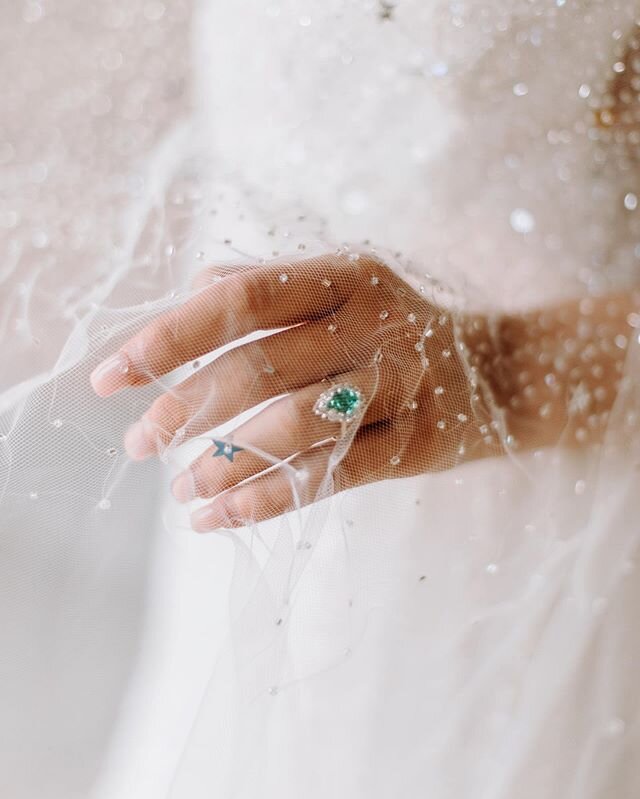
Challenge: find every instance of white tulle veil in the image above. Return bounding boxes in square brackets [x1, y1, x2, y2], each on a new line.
[2, 1, 640, 798]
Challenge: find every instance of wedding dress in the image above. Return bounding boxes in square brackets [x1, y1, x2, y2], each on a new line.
[1, 1, 640, 798]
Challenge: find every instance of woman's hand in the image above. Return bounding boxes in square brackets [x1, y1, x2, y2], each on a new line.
[90, 253, 491, 531]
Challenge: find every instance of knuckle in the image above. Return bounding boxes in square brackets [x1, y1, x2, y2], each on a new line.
[268, 394, 306, 444]
[214, 351, 251, 402]
[195, 449, 243, 498]
[137, 317, 185, 372]
[194, 461, 226, 498]
[192, 267, 223, 290]
[385, 356, 410, 402]
[373, 353, 415, 416]
[229, 489, 252, 519]
[147, 391, 187, 432]
[235, 272, 271, 319]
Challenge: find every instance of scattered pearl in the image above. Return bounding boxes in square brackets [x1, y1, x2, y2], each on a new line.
[615, 334, 628, 349]
[23, 2, 44, 23]
[430, 61, 448, 77]
[510, 208, 535, 234]
[539, 402, 552, 419]
[603, 718, 626, 738]
[621, 559, 636, 576]
[626, 312, 640, 328]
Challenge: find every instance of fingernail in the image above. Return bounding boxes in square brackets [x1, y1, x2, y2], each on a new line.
[191, 503, 226, 532]
[90, 352, 132, 397]
[124, 420, 154, 461]
[172, 471, 195, 503]
[191, 497, 241, 532]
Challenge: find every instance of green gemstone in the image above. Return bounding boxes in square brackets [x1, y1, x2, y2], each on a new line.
[327, 388, 360, 416]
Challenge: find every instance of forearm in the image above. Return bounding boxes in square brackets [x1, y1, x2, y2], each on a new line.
[462, 292, 640, 455]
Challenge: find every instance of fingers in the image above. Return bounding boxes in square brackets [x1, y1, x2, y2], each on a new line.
[90, 255, 365, 397]
[189, 420, 406, 532]
[121, 270, 418, 460]
[172, 357, 417, 504]
[123, 312, 375, 460]
[170, 381, 359, 503]
[189, 263, 237, 290]
[190, 446, 332, 532]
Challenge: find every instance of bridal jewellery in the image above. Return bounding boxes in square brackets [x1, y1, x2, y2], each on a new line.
[211, 439, 244, 462]
[313, 383, 365, 437]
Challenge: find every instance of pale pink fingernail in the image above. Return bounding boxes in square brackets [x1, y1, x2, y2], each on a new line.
[191, 497, 243, 532]
[172, 471, 195, 503]
[191, 503, 226, 532]
[90, 352, 132, 397]
[124, 420, 155, 461]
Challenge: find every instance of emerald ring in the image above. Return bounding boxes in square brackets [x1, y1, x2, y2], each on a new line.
[313, 383, 365, 436]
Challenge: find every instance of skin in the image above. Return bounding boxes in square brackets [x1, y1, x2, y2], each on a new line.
[90, 253, 638, 532]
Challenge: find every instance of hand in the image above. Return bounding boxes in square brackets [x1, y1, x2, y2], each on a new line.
[90, 253, 489, 531]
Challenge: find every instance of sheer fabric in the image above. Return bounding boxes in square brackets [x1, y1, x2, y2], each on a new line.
[1, 2, 640, 798]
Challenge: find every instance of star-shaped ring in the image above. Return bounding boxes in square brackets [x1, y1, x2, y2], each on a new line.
[211, 439, 244, 462]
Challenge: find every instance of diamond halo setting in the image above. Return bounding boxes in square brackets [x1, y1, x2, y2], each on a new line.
[313, 383, 365, 432]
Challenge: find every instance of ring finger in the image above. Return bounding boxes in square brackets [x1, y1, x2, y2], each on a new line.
[172, 357, 418, 503]
[124, 307, 379, 460]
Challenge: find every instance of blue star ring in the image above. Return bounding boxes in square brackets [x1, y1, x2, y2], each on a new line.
[211, 439, 244, 462]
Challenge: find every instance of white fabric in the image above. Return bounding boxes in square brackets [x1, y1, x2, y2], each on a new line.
[1, 2, 639, 798]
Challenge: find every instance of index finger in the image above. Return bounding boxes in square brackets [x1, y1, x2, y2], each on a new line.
[90, 254, 367, 397]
